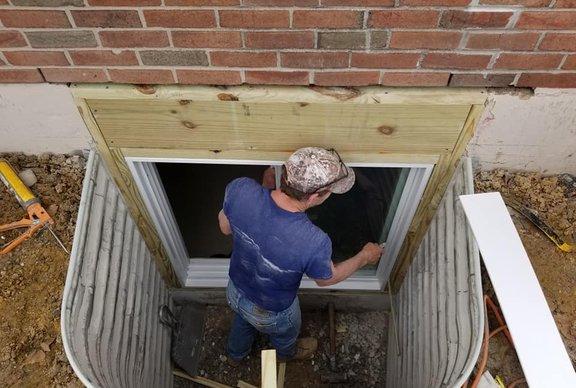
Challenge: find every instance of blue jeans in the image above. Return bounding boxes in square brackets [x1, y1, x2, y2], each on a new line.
[226, 281, 301, 360]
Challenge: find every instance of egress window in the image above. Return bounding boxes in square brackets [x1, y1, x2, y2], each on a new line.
[129, 158, 431, 289]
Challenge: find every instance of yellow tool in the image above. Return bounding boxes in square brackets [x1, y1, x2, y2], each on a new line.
[0, 159, 68, 255]
[504, 196, 574, 253]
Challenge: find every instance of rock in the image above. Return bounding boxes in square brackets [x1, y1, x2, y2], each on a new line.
[219, 355, 227, 363]
[23, 350, 45, 366]
[18, 169, 37, 187]
[47, 204, 59, 217]
[41, 339, 54, 352]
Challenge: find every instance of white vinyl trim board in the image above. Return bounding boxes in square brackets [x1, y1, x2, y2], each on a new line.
[460, 192, 576, 388]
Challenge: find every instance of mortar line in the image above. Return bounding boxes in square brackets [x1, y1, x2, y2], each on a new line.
[557, 54, 568, 70]
[535, 32, 547, 51]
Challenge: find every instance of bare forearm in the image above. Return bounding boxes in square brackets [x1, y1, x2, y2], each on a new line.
[316, 253, 367, 287]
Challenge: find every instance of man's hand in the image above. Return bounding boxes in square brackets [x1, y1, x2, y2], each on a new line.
[359, 242, 383, 266]
[314, 242, 383, 287]
[262, 166, 276, 189]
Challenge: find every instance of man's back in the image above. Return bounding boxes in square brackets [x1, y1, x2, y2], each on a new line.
[224, 177, 332, 312]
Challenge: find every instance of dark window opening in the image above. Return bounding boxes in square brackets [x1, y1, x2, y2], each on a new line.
[157, 163, 408, 269]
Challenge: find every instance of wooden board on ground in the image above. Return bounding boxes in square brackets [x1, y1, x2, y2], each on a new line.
[261, 349, 277, 388]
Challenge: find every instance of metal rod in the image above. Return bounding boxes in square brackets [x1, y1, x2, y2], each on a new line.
[46, 226, 69, 254]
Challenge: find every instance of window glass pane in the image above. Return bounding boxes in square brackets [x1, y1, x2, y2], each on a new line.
[306, 167, 409, 272]
[157, 163, 267, 258]
[157, 163, 409, 276]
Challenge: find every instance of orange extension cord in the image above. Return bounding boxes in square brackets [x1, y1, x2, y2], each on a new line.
[465, 295, 525, 388]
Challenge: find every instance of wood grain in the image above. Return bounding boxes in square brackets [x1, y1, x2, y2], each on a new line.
[73, 97, 180, 287]
[88, 99, 470, 154]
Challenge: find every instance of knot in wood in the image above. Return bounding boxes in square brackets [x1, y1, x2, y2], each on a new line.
[136, 85, 156, 95]
[182, 121, 197, 130]
[217, 93, 239, 101]
[377, 125, 395, 135]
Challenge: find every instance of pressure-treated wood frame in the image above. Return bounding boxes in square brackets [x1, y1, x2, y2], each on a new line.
[71, 84, 486, 290]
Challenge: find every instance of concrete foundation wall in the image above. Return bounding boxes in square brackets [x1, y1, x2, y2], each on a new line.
[0, 84, 91, 154]
[468, 88, 576, 175]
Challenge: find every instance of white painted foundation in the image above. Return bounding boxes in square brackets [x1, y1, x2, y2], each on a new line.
[0, 84, 91, 154]
[468, 88, 576, 175]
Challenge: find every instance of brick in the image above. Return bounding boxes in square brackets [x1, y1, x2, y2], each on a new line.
[381, 72, 449, 86]
[516, 11, 576, 29]
[370, 31, 389, 49]
[440, 11, 513, 28]
[12, 0, 85, 5]
[369, 10, 440, 28]
[245, 31, 314, 49]
[0, 69, 44, 83]
[555, 0, 576, 6]
[293, 10, 363, 29]
[177, 70, 242, 85]
[144, 10, 216, 28]
[100, 31, 169, 48]
[210, 51, 277, 67]
[351, 52, 420, 68]
[517, 73, 576, 88]
[562, 55, 576, 70]
[322, 0, 394, 5]
[220, 10, 289, 29]
[449, 73, 515, 87]
[495, 53, 564, 70]
[422, 53, 492, 69]
[70, 50, 139, 66]
[281, 52, 349, 68]
[318, 32, 365, 50]
[71, 10, 142, 28]
[4, 51, 69, 66]
[0, 10, 71, 28]
[173, 31, 242, 49]
[244, 0, 317, 4]
[26, 31, 97, 48]
[389, 31, 462, 49]
[108, 69, 175, 84]
[314, 71, 380, 86]
[166, 0, 239, 4]
[539, 33, 576, 52]
[140, 50, 208, 66]
[466, 32, 540, 51]
[0, 31, 27, 48]
[41, 68, 108, 83]
[245, 71, 310, 85]
[400, 0, 470, 4]
[479, 0, 550, 5]
[88, 0, 161, 5]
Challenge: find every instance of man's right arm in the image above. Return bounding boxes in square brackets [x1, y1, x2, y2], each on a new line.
[314, 243, 383, 287]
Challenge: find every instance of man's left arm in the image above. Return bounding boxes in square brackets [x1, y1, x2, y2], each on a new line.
[218, 210, 232, 235]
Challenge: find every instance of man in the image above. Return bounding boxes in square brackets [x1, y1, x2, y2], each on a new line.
[218, 147, 383, 363]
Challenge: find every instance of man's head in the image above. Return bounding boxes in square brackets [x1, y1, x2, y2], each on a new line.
[281, 147, 355, 209]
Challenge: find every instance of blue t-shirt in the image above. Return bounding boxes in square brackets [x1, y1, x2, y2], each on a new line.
[224, 177, 333, 312]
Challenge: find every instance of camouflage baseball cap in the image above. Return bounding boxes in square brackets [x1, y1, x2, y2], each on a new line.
[285, 147, 355, 195]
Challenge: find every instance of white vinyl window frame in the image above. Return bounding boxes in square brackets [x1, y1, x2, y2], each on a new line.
[127, 157, 433, 290]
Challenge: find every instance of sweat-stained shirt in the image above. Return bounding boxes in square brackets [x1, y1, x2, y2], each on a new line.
[223, 177, 333, 312]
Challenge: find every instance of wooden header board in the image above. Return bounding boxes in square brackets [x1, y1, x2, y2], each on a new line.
[72, 84, 486, 289]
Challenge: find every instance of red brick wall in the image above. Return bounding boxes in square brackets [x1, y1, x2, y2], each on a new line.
[0, 0, 575, 87]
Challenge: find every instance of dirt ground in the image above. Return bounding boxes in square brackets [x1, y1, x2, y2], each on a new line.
[175, 306, 388, 388]
[0, 153, 85, 387]
[475, 170, 576, 386]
